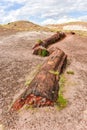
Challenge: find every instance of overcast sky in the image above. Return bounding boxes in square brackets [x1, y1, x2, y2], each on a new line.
[0, 0, 87, 25]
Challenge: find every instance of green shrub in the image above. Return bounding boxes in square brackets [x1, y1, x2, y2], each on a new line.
[37, 39, 43, 44]
[56, 93, 67, 110]
[49, 70, 59, 75]
[67, 70, 74, 75]
[38, 49, 49, 57]
[56, 74, 67, 110]
[59, 75, 66, 89]
[41, 49, 49, 57]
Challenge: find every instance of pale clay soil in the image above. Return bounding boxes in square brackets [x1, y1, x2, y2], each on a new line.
[0, 30, 87, 130]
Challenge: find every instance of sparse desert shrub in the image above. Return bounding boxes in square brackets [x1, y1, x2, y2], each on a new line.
[41, 49, 49, 57]
[57, 93, 67, 109]
[59, 74, 66, 88]
[49, 70, 59, 75]
[33, 46, 49, 57]
[56, 74, 67, 110]
[37, 39, 43, 45]
[67, 70, 74, 75]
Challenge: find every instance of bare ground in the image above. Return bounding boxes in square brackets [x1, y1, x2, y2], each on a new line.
[0, 31, 87, 130]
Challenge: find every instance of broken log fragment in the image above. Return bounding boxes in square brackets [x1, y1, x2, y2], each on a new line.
[33, 46, 49, 57]
[32, 43, 41, 49]
[12, 48, 67, 111]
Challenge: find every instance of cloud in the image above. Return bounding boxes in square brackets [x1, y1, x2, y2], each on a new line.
[41, 16, 80, 25]
[0, 0, 87, 24]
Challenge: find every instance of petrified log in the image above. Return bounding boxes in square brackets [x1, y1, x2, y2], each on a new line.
[42, 32, 66, 48]
[32, 32, 66, 49]
[32, 42, 41, 49]
[33, 46, 49, 57]
[12, 48, 67, 111]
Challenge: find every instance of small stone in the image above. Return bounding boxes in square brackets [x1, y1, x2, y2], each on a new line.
[71, 31, 75, 35]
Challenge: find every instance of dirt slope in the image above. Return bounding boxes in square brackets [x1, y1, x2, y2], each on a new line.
[0, 31, 87, 130]
[1, 20, 50, 32]
[47, 22, 87, 30]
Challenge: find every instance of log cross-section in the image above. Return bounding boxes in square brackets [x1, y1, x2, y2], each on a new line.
[12, 48, 67, 111]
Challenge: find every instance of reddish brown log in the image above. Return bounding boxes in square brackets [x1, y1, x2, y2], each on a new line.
[42, 32, 66, 48]
[32, 43, 41, 49]
[12, 48, 67, 111]
[32, 32, 66, 49]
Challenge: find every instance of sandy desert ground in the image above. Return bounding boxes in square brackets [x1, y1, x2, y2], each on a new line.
[0, 30, 87, 130]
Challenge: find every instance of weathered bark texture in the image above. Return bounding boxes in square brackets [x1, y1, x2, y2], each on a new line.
[41, 32, 66, 48]
[32, 32, 66, 50]
[12, 48, 67, 111]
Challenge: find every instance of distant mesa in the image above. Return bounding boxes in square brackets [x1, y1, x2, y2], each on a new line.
[46, 21, 87, 31]
[0, 20, 87, 32]
[63, 25, 87, 31]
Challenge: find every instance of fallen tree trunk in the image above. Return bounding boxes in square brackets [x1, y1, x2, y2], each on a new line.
[42, 32, 66, 48]
[32, 32, 66, 49]
[12, 48, 67, 111]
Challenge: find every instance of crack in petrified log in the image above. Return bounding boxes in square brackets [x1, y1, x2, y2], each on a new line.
[12, 48, 67, 111]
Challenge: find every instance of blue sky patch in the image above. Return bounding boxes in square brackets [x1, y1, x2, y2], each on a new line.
[0, 0, 87, 24]
[5, 3, 24, 11]
[68, 11, 87, 18]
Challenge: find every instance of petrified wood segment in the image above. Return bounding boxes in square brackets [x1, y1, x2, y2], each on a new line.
[41, 32, 66, 48]
[12, 48, 67, 111]
[33, 46, 49, 57]
[32, 32, 66, 50]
